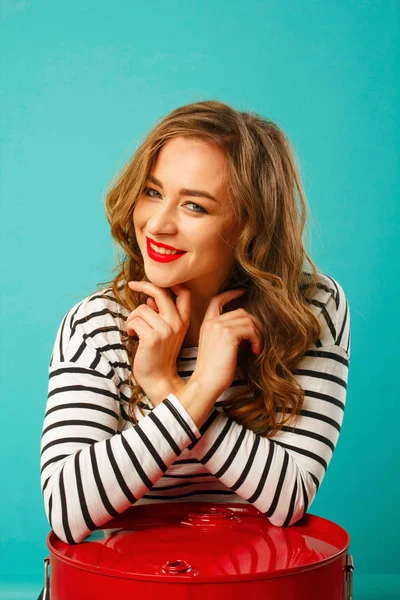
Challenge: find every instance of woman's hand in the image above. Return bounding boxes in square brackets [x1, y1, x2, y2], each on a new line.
[126, 280, 191, 397]
[191, 288, 264, 398]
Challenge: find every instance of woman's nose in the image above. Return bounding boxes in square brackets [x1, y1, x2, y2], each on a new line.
[146, 203, 179, 232]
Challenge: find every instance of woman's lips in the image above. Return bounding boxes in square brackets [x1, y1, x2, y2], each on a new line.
[146, 238, 187, 263]
[146, 236, 185, 252]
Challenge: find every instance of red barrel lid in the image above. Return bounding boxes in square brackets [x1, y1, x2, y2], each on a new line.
[47, 502, 350, 582]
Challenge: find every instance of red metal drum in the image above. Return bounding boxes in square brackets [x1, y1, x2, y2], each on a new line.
[43, 502, 354, 599]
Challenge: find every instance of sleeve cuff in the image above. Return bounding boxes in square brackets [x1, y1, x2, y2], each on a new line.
[162, 393, 202, 442]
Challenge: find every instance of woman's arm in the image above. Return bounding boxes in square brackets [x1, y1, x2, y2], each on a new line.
[40, 300, 205, 545]
[175, 343, 350, 527]
[173, 277, 351, 527]
[40, 355, 203, 544]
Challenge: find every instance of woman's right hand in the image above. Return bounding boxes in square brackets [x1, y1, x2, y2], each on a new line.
[126, 280, 191, 397]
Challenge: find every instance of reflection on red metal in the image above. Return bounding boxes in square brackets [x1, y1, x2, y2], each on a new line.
[43, 502, 354, 599]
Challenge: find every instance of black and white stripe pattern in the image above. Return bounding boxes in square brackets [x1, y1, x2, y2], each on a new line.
[40, 271, 351, 543]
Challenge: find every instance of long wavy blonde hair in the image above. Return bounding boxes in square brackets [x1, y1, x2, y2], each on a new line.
[93, 100, 322, 438]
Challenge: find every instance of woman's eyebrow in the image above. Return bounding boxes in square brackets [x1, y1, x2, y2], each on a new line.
[146, 174, 218, 202]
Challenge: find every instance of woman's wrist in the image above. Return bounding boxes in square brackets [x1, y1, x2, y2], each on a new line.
[149, 376, 187, 407]
[172, 376, 221, 429]
[189, 370, 224, 399]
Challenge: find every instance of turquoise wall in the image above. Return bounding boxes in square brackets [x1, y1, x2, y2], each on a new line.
[1, 1, 398, 597]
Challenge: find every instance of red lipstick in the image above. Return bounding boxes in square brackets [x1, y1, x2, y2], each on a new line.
[146, 237, 185, 252]
[146, 237, 187, 263]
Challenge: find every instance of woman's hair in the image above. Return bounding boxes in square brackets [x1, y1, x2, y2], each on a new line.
[92, 99, 322, 438]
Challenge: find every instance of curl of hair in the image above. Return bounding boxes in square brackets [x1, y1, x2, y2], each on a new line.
[93, 100, 322, 438]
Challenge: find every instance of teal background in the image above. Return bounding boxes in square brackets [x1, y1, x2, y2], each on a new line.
[1, 1, 399, 597]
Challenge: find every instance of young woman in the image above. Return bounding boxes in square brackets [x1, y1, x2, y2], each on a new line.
[38, 100, 350, 595]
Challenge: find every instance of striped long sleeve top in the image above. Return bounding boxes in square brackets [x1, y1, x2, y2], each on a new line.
[40, 271, 351, 544]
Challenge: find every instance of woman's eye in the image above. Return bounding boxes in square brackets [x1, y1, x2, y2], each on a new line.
[143, 187, 208, 214]
[185, 202, 207, 213]
[144, 187, 161, 198]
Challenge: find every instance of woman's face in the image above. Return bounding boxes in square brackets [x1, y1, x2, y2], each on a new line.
[133, 136, 239, 299]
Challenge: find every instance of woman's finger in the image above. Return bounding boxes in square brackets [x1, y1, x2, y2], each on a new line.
[147, 297, 159, 313]
[128, 280, 191, 325]
[203, 288, 246, 322]
[216, 307, 264, 335]
[170, 283, 191, 325]
[126, 300, 158, 335]
[127, 315, 153, 340]
[127, 304, 170, 337]
[217, 317, 263, 356]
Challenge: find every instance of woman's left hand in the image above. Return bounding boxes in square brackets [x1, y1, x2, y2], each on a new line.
[126, 280, 191, 397]
[191, 288, 264, 398]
